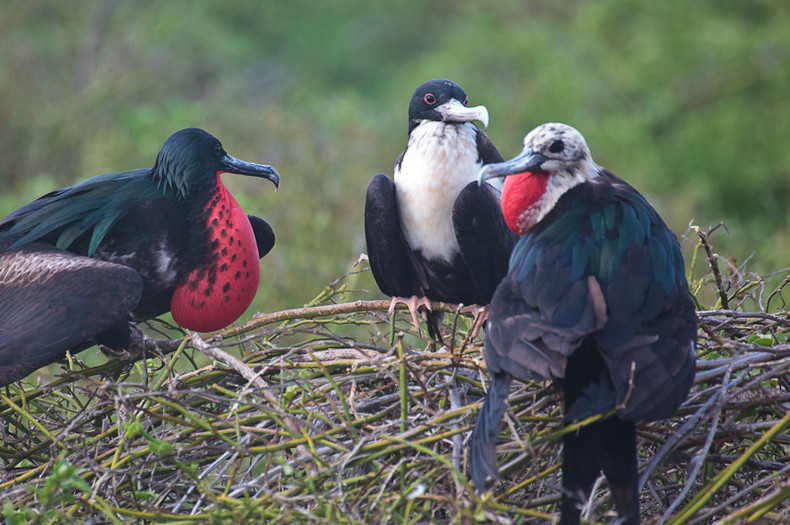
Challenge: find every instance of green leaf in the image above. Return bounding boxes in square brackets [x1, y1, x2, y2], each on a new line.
[747, 333, 774, 347]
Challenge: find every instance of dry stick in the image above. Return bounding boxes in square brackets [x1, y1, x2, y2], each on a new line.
[638, 369, 752, 491]
[446, 368, 464, 496]
[697, 310, 790, 326]
[728, 357, 790, 399]
[188, 332, 310, 457]
[693, 352, 775, 383]
[673, 453, 787, 472]
[766, 273, 790, 311]
[173, 449, 238, 513]
[702, 488, 781, 525]
[190, 332, 268, 390]
[695, 226, 729, 309]
[717, 470, 790, 523]
[171, 399, 285, 513]
[667, 410, 790, 525]
[95, 300, 475, 378]
[659, 356, 736, 522]
[582, 476, 606, 522]
[113, 302, 782, 390]
[336, 436, 371, 499]
[213, 299, 478, 341]
[397, 336, 409, 494]
[172, 353, 292, 509]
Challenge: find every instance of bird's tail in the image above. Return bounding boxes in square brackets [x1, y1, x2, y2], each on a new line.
[424, 310, 444, 345]
[560, 417, 639, 525]
[468, 372, 511, 490]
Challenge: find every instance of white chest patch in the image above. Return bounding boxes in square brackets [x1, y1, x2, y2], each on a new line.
[154, 238, 178, 285]
[94, 236, 178, 286]
[395, 122, 486, 263]
[525, 169, 590, 231]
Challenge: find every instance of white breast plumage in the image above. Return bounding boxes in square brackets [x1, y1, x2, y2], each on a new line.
[394, 121, 486, 264]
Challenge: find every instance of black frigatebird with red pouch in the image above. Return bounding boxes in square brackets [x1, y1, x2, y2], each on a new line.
[0, 128, 279, 386]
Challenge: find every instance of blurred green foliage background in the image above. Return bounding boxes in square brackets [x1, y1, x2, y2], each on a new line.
[2, 0, 789, 319]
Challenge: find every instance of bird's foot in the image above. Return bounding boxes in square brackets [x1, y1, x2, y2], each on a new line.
[127, 326, 155, 355]
[98, 344, 133, 362]
[98, 324, 148, 362]
[388, 295, 432, 333]
[461, 304, 488, 339]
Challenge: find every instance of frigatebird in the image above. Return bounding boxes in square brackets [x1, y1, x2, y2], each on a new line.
[0, 128, 279, 387]
[469, 123, 696, 524]
[364, 79, 516, 337]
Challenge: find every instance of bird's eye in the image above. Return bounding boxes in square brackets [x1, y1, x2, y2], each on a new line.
[462, 96, 468, 106]
[548, 140, 565, 154]
[424, 93, 436, 105]
[213, 143, 223, 157]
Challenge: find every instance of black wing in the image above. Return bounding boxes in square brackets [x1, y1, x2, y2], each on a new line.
[0, 240, 143, 386]
[453, 181, 517, 304]
[485, 175, 696, 422]
[475, 128, 504, 165]
[486, 268, 609, 385]
[364, 173, 421, 298]
[248, 215, 275, 258]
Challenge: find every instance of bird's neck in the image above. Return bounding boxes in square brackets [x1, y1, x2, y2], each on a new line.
[501, 169, 590, 236]
[170, 173, 260, 332]
[501, 171, 550, 235]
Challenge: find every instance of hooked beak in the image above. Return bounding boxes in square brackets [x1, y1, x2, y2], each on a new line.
[436, 99, 490, 130]
[221, 154, 280, 190]
[478, 148, 549, 185]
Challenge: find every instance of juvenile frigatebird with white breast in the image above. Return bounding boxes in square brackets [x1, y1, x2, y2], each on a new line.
[364, 79, 516, 337]
[0, 128, 279, 387]
[469, 123, 696, 524]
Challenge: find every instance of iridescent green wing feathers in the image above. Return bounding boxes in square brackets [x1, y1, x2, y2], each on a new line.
[510, 173, 681, 292]
[0, 169, 166, 256]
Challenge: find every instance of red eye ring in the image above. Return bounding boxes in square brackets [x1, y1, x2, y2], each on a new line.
[424, 93, 436, 105]
[463, 96, 468, 106]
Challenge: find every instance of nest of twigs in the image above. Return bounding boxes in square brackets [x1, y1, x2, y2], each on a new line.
[1, 227, 789, 524]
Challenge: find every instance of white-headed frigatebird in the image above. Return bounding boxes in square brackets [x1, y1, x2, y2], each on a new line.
[469, 123, 697, 524]
[0, 128, 279, 387]
[364, 79, 516, 338]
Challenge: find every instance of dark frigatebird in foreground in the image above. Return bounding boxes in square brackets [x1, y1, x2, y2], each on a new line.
[469, 123, 696, 524]
[0, 128, 279, 387]
[364, 79, 516, 337]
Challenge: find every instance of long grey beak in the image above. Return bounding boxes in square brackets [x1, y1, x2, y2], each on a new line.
[222, 154, 280, 190]
[436, 99, 490, 130]
[478, 148, 549, 185]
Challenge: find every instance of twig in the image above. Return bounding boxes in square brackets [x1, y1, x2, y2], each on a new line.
[694, 226, 729, 309]
[189, 332, 268, 390]
[638, 370, 752, 490]
[666, 412, 790, 524]
[213, 299, 481, 341]
[660, 354, 736, 521]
